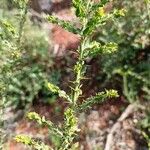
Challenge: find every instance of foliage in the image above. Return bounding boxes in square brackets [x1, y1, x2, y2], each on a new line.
[0, 0, 28, 102]
[0, 0, 58, 148]
[4, 17, 54, 109]
[93, 0, 150, 102]
[95, 0, 150, 147]
[15, 0, 123, 149]
[6, 67, 43, 109]
[1, 0, 60, 110]
[0, 0, 29, 147]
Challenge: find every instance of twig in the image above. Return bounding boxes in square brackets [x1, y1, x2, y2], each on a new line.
[104, 103, 138, 150]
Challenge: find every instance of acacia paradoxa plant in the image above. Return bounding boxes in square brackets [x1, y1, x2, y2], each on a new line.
[15, 0, 125, 149]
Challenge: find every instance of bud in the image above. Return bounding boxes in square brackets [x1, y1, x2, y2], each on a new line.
[97, 7, 105, 17]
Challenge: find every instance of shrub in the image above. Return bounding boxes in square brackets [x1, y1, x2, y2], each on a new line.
[0, 0, 29, 147]
[0, 0, 58, 147]
[95, 1, 150, 148]
[15, 0, 125, 149]
[1, 0, 60, 110]
[95, 0, 150, 102]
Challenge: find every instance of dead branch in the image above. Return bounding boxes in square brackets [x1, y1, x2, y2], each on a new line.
[104, 103, 138, 150]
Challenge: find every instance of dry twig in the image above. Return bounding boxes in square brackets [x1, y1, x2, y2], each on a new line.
[104, 103, 138, 150]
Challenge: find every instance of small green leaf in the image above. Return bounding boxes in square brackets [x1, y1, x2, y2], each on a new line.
[14, 0, 29, 8]
[0, 20, 16, 35]
[47, 82, 59, 93]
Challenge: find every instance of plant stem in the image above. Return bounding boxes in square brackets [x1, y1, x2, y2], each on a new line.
[123, 74, 132, 102]
[17, 3, 28, 45]
[72, 40, 85, 105]
[61, 20, 89, 149]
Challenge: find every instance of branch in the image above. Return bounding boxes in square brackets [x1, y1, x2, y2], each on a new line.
[46, 15, 80, 34]
[78, 89, 119, 111]
[104, 103, 138, 150]
[27, 112, 63, 137]
[15, 135, 53, 150]
[47, 82, 72, 103]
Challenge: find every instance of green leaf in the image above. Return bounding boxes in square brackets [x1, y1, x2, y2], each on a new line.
[27, 112, 43, 125]
[70, 142, 79, 150]
[82, 9, 109, 35]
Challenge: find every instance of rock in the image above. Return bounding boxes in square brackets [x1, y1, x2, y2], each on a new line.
[50, 25, 80, 56]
